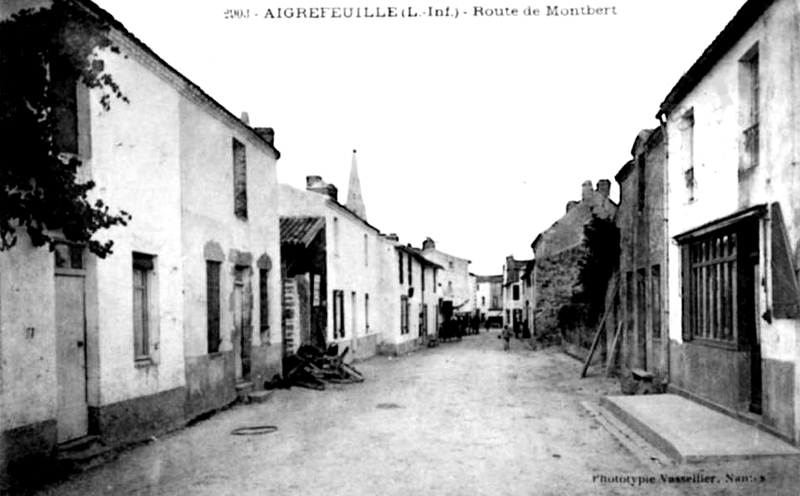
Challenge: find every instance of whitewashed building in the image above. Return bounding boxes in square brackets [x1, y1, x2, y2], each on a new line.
[661, 0, 800, 444]
[421, 238, 474, 314]
[0, 0, 282, 486]
[278, 153, 388, 361]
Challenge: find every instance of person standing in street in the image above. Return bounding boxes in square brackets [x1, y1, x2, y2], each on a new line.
[501, 326, 512, 351]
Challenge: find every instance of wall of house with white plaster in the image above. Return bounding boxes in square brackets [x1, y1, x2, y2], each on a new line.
[84, 35, 186, 439]
[179, 92, 281, 416]
[0, 237, 58, 446]
[665, 0, 800, 442]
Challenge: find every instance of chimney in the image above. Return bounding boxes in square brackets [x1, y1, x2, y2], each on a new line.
[240, 112, 250, 125]
[422, 237, 436, 250]
[387, 233, 399, 242]
[581, 180, 594, 202]
[566, 200, 579, 213]
[254, 127, 275, 146]
[306, 175, 338, 201]
[596, 179, 611, 198]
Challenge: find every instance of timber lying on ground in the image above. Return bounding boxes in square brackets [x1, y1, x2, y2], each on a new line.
[269, 344, 365, 391]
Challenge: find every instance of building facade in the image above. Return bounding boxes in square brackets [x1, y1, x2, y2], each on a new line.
[0, 0, 282, 486]
[613, 128, 667, 378]
[421, 238, 474, 315]
[278, 176, 388, 362]
[379, 240, 442, 355]
[660, 0, 800, 444]
[530, 179, 617, 353]
[502, 256, 532, 336]
[476, 274, 503, 326]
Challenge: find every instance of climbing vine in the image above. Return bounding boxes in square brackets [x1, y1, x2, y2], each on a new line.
[0, 0, 130, 258]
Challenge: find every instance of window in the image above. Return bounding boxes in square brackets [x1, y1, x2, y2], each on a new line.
[491, 296, 498, 309]
[678, 215, 760, 347]
[400, 295, 409, 335]
[232, 138, 247, 219]
[433, 268, 437, 289]
[482, 296, 486, 306]
[512, 284, 520, 301]
[133, 253, 155, 361]
[448, 261, 454, 269]
[351, 291, 357, 337]
[333, 217, 340, 257]
[740, 46, 759, 170]
[333, 290, 345, 339]
[408, 255, 413, 287]
[398, 252, 404, 284]
[637, 154, 646, 212]
[636, 268, 647, 367]
[207, 261, 222, 353]
[681, 110, 696, 202]
[51, 59, 78, 155]
[625, 271, 634, 340]
[420, 304, 428, 337]
[364, 234, 369, 267]
[651, 265, 662, 339]
[259, 268, 270, 343]
[364, 293, 370, 333]
[421, 266, 426, 293]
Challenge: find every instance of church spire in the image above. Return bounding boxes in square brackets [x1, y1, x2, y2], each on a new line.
[345, 149, 367, 220]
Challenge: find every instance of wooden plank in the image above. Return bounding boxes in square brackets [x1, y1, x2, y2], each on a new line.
[581, 277, 620, 379]
[605, 321, 624, 377]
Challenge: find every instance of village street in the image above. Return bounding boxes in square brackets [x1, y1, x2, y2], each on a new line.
[30, 332, 800, 496]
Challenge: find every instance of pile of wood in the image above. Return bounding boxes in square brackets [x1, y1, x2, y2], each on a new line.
[269, 344, 364, 391]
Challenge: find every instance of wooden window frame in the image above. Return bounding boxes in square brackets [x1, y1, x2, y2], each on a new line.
[206, 260, 222, 353]
[133, 253, 155, 361]
[232, 138, 248, 219]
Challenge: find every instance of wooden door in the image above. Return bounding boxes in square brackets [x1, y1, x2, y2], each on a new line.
[55, 244, 88, 443]
[234, 268, 252, 381]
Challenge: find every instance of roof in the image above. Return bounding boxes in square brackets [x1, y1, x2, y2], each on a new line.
[75, 0, 281, 158]
[280, 217, 325, 247]
[658, 0, 775, 117]
[476, 275, 502, 284]
[396, 244, 444, 269]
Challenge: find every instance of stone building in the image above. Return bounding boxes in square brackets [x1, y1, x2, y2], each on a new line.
[0, 0, 282, 487]
[660, 0, 800, 444]
[613, 128, 667, 378]
[530, 180, 617, 356]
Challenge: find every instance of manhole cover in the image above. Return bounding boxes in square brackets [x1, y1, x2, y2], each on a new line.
[231, 425, 278, 436]
[375, 403, 403, 409]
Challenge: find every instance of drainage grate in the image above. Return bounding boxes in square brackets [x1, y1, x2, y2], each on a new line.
[231, 425, 278, 435]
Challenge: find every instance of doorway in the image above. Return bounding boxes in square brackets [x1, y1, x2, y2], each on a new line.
[55, 243, 88, 443]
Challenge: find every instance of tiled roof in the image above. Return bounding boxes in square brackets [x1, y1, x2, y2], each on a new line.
[476, 275, 502, 284]
[280, 217, 325, 247]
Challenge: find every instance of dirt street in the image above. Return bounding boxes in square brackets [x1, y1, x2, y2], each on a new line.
[29, 332, 800, 496]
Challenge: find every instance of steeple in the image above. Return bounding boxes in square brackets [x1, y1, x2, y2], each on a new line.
[345, 149, 367, 220]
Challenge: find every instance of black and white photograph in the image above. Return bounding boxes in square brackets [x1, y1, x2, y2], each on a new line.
[2, 0, 800, 494]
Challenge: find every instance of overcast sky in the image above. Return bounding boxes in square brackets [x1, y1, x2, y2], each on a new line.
[91, 0, 745, 275]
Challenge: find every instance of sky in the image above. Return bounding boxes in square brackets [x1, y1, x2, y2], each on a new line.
[89, 0, 746, 275]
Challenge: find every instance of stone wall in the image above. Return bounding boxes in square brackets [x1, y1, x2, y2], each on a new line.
[532, 245, 587, 344]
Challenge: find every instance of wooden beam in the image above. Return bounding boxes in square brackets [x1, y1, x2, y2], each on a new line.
[605, 321, 624, 377]
[580, 276, 620, 379]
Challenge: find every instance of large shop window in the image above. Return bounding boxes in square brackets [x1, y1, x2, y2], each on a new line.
[676, 206, 764, 348]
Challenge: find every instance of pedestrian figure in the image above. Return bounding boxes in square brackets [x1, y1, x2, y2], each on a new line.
[501, 326, 512, 351]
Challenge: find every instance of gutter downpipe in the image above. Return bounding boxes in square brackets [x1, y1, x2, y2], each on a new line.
[658, 108, 671, 384]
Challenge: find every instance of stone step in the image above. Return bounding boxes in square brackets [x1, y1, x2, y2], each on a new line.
[248, 390, 274, 404]
[235, 381, 254, 403]
[57, 435, 117, 474]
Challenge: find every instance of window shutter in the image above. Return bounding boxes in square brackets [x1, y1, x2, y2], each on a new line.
[771, 202, 800, 318]
[681, 244, 693, 341]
